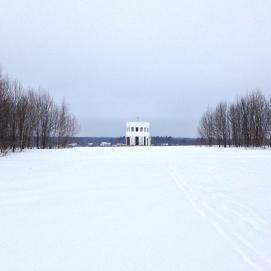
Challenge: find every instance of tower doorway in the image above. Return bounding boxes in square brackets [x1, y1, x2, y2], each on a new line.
[126, 137, 130, 146]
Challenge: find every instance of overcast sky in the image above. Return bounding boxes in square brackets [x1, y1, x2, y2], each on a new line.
[1, 0, 271, 137]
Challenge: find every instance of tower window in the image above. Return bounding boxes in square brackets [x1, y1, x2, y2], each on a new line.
[136, 127, 139, 132]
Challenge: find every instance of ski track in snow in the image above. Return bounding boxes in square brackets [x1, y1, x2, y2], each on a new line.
[169, 165, 270, 271]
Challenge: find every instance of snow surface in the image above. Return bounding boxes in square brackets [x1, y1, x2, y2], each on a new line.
[0, 147, 271, 271]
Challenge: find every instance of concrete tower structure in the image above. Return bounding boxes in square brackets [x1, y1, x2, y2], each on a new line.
[125, 121, 151, 146]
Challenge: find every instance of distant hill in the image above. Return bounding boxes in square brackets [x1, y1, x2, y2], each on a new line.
[71, 137, 200, 146]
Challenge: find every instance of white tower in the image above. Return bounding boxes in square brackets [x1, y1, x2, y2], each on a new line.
[125, 121, 151, 146]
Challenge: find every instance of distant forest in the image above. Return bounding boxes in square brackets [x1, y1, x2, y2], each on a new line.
[72, 137, 200, 146]
[198, 90, 271, 147]
[0, 69, 78, 154]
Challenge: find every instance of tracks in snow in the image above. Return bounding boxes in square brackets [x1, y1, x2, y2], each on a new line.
[168, 165, 270, 271]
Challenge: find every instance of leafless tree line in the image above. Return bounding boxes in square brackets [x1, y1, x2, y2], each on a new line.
[198, 90, 271, 147]
[0, 70, 78, 154]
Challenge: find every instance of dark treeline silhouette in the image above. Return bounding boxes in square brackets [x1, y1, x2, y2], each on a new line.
[198, 90, 271, 147]
[151, 136, 200, 146]
[0, 69, 78, 154]
[71, 137, 200, 146]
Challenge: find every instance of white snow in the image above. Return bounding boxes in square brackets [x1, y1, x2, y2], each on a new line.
[0, 147, 270, 271]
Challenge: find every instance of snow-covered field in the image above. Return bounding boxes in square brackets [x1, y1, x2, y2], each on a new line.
[0, 147, 270, 271]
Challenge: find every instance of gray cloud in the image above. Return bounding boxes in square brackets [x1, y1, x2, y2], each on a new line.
[1, 0, 271, 136]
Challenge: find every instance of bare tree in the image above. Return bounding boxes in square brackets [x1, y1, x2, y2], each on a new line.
[0, 68, 79, 155]
[198, 108, 215, 146]
[198, 89, 271, 148]
[213, 102, 228, 147]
